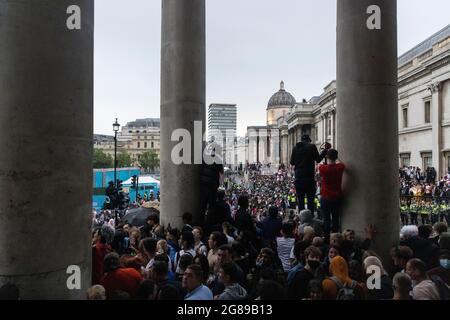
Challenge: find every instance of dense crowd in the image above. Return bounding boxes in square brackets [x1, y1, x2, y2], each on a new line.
[399, 166, 450, 226]
[89, 174, 450, 300]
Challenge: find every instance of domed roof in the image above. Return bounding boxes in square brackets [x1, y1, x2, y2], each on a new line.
[267, 81, 296, 108]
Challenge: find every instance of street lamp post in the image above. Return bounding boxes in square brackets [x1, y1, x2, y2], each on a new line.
[113, 118, 120, 223]
[113, 118, 120, 188]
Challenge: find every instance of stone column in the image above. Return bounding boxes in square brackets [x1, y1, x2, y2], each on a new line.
[259, 129, 267, 165]
[256, 130, 260, 164]
[282, 133, 288, 166]
[294, 126, 299, 144]
[160, 0, 205, 228]
[331, 109, 336, 147]
[337, 0, 399, 262]
[321, 115, 326, 144]
[429, 82, 443, 176]
[287, 130, 291, 163]
[0, 0, 93, 299]
[254, 132, 258, 164]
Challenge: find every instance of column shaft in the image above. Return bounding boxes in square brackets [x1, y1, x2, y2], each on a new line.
[430, 83, 443, 176]
[337, 0, 399, 262]
[160, 0, 206, 228]
[0, 0, 93, 299]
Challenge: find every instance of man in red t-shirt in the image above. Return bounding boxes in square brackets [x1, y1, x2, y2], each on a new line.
[319, 149, 345, 243]
[100, 252, 143, 299]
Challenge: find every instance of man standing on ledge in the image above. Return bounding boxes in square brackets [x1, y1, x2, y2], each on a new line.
[319, 149, 345, 243]
[290, 134, 327, 216]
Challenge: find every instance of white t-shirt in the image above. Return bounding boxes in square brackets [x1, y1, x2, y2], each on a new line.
[226, 234, 235, 244]
[195, 242, 208, 256]
[412, 280, 440, 300]
[277, 237, 295, 272]
[142, 258, 155, 275]
[175, 249, 196, 274]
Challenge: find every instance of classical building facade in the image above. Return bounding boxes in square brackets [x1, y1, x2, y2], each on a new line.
[246, 24, 450, 177]
[94, 118, 161, 166]
[398, 26, 450, 176]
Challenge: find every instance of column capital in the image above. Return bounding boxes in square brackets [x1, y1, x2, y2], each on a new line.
[427, 82, 442, 93]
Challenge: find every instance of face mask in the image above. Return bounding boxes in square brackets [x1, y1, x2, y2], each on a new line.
[308, 260, 320, 270]
[440, 259, 450, 269]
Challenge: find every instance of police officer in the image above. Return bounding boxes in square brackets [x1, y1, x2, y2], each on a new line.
[410, 201, 419, 225]
[431, 202, 440, 224]
[400, 202, 409, 225]
[441, 201, 450, 223]
[419, 202, 430, 225]
[288, 191, 297, 210]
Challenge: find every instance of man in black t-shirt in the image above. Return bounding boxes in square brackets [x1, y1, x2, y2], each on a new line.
[290, 135, 327, 215]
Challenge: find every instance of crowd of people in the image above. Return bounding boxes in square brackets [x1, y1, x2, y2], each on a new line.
[399, 166, 450, 226]
[88, 135, 450, 301]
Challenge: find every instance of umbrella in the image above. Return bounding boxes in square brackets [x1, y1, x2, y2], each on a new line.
[122, 206, 159, 227]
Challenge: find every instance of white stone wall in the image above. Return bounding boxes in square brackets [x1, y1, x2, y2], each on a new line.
[267, 107, 291, 126]
[443, 81, 450, 122]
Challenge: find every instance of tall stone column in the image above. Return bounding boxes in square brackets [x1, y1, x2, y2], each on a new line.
[282, 134, 288, 166]
[429, 82, 443, 176]
[337, 0, 399, 262]
[160, 0, 206, 228]
[287, 130, 291, 163]
[332, 109, 337, 148]
[254, 132, 258, 164]
[320, 114, 327, 143]
[0, 0, 93, 299]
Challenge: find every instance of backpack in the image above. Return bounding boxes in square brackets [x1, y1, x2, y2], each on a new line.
[195, 243, 207, 256]
[430, 275, 450, 300]
[330, 277, 358, 300]
[175, 250, 194, 271]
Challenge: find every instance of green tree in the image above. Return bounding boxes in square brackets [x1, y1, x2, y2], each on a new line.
[93, 149, 113, 168]
[117, 151, 132, 168]
[139, 150, 160, 173]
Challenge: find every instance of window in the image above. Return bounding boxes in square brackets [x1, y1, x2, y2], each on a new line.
[422, 154, 432, 171]
[402, 106, 408, 128]
[400, 154, 410, 167]
[137, 142, 140, 148]
[151, 142, 154, 148]
[424, 101, 431, 124]
[144, 142, 147, 148]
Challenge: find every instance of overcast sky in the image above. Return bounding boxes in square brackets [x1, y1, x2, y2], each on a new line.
[94, 0, 450, 136]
